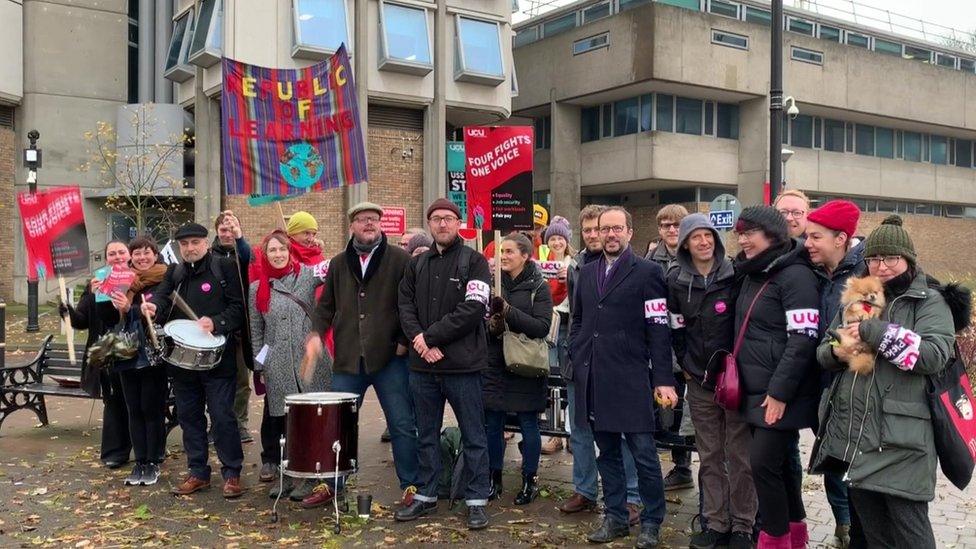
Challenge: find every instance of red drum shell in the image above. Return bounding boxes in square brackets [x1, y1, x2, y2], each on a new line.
[283, 392, 359, 478]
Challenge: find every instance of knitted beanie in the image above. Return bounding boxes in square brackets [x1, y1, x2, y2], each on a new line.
[286, 211, 318, 235]
[864, 215, 916, 265]
[736, 206, 789, 244]
[426, 198, 461, 220]
[807, 200, 861, 238]
[544, 215, 572, 244]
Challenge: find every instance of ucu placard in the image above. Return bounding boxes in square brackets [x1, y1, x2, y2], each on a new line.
[644, 298, 668, 325]
[786, 308, 820, 338]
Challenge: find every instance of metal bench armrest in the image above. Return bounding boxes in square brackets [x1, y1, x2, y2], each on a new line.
[1, 335, 54, 387]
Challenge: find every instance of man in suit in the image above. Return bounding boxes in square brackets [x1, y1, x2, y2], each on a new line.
[569, 206, 678, 548]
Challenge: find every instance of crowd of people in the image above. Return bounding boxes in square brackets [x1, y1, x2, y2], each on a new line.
[60, 192, 969, 549]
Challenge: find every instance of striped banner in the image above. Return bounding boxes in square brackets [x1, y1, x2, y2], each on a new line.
[221, 44, 367, 204]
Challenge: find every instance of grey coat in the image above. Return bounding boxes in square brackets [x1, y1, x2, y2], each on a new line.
[249, 266, 332, 417]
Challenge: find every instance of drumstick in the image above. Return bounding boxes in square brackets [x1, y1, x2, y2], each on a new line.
[141, 294, 159, 348]
[170, 292, 199, 321]
[300, 352, 315, 385]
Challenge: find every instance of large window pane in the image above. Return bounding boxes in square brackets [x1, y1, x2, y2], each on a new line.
[790, 114, 813, 148]
[846, 32, 870, 49]
[601, 104, 613, 138]
[955, 139, 972, 168]
[573, 33, 609, 55]
[381, 3, 431, 68]
[704, 101, 714, 135]
[542, 12, 575, 38]
[581, 107, 600, 143]
[582, 2, 611, 23]
[164, 9, 194, 82]
[456, 16, 504, 83]
[656, 94, 674, 132]
[513, 27, 538, 48]
[709, 0, 739, 19]
[294, 0, 348, 57]
[961, 59, 976, 73]
[639, 94, 652, 132]
[745, 6, 771, 26]
[903, 131, 922, 162]
[876, 127, 894, 158]
[614, 98, 639, 137]
[716, 103, 739, 139]
[675, 97, 703, 135]
[819, 25, 841, 42]
[656, 0, 698, 10]
[930, 135, 948, 164]
[904, 45, 932, 63]
[936, 53, 957, 68]
[855, 124, 875, 156]
[188, 0, 221, 66]
[788, 18, 814, 36]
[823, 119, 845, 152]
[874, 38, 902, 56]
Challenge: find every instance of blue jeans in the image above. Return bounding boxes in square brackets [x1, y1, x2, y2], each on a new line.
[788, 436, 850, 526]
[567, 382, 640, 504]
[410, 370, 490, 506]
[171, 370, 243, 481]
[593, 430, 667, 528]
[330, 356, 419, 490]
[485, 410, 541, 476]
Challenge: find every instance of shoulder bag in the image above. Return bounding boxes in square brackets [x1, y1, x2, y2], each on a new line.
[714, 278, 772, 411]
[926, 344, 976, 490]
[503, 283, 551, 378]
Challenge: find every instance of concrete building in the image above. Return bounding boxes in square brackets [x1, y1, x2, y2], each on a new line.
[513, 0, 976, 276]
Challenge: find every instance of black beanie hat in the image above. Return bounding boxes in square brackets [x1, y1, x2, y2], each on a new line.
[736, 206, 789, 244]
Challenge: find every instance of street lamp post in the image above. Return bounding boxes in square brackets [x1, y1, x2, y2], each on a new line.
[24, 130, 41, 333]
[781, 148, 794, 194]
[769, 0, 784, 205]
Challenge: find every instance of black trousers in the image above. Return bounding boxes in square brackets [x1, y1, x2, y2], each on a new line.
[750, 427, 805, 537]
[100, 371, 132, 463]
[260, 396, 286, 465]
[171, 370, 244, 481]
[848, 488, 936, 549]
[119, 366, 168, 464]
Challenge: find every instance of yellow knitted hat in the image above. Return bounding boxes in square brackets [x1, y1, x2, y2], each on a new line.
[286, 211, 318, 235]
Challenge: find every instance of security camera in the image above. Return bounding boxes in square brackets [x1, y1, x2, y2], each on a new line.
[784, 96, 799, 120]
[27, 129, 40, 140]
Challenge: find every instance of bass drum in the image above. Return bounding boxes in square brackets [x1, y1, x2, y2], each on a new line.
[283, 392, 359, 478]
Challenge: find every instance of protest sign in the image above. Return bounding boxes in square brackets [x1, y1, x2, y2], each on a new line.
[463, 126, 533, 231]
[222, 44, 367, 205]
[17, 186, 89, 279]
[447, 141, 467, 220]
[95, 266, 137, 303]
[536, 260, 563, 281]
[380, 207, 406, 235]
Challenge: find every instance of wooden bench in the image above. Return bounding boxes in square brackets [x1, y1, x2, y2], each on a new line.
[0, 336, 178, 435]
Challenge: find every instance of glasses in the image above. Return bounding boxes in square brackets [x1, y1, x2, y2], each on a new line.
[430, 215, 459, 225]
[778, 209, 806, 219]
[353, 216, 380, 225]
[734, 228, 762, 238]
[599, 225, 628, 234]
[581, 227, 600, 235]
[658, 222, 679, 231]
[865, 256, 902, 269]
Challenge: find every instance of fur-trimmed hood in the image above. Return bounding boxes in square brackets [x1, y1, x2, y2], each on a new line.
[929, 278, 973, 334]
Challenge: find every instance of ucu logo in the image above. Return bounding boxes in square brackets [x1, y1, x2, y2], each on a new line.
[644, 298, 667, 319]
[468, 128, 486, 137]
[786, 308, 819, 332]
[790, 312, 819, 324]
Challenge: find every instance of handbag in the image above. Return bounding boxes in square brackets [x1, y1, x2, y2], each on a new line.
[926, 345, 976, 490]
[503, 283, 551, 379]
[714, 278, 772, 411]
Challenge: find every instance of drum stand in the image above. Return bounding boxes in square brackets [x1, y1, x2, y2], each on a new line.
[269, 436, 345, 536]
[271, 436, 286, 523]
[331, 440, 342, 534]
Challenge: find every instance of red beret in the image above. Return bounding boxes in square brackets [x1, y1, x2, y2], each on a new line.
[807, 200, 861, 238]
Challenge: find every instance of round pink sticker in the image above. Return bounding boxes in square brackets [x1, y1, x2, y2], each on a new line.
[714, 301, 727, 314]
[201, 282, 212, 292]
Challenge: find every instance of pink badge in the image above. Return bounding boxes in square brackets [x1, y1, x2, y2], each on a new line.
[201, 282, 212, 292]
[714, 301, 727, 314]
[144, 293, 153, 301]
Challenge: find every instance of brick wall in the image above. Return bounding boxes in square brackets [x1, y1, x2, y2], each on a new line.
[227, 125, 425, 259]
[0, 128, 14, 300]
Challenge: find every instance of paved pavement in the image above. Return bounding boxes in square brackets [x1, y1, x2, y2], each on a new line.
[0, 387, 974, 547]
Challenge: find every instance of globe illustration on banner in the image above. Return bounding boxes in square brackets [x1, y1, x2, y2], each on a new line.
[279, 142, 324, 189]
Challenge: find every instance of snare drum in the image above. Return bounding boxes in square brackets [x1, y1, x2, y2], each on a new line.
[283, 392, 359, 478]
[160, 319, 226, 371]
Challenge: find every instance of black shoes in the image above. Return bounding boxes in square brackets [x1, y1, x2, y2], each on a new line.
[123, 463, 144, 486]
[689, 528, 730, 549]
[488, 469, 503, 501]
[513, 475, 538, 505]
[140, 463, 161, 485]
[394, 500, 437, 522]
[663, 467, 695, 491]
[728, 531, 755, 549]
[467, 505, 489, 530]
[587, 518, 630, 543]
[635, 526, 660, 548]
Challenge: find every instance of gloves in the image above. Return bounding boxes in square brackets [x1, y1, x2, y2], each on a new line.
[488, 313, 506, 337]
[58, 301, 72, 318]
[490, 296, 507, 316]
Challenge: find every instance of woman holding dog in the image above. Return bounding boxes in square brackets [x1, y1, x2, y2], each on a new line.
[811, 215, 962, 549]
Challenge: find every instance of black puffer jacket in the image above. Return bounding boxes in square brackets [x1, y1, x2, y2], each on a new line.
[483, 261, 554, 413]
[734, 239, 821, 430]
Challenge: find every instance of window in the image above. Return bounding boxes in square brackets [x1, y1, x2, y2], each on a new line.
[814, 117, 822, 148]
[819, 25, 841, 42]
[903, 45, 932, 63]
[791, 46, 823, 65]
[915, 203, 935, 216]
[961, 59, 976, 73]
[716, 103, 739, 139]
[639, 94, 653, 132]
[188, 0, 221, 67]
[711, 29, 748, 50]
[955, 139, 973, 168]
[534, 116, 551, 149]
[614, 98, 639, 137]
[846, 123, 854, 152]
[876, 127, 894, 158]
[823, 119, 845, 152]
[513, 26, 538, 48]
[874, 38, 902, 56]
[745, 7, 770, 26]
[855, 124, 875, 156]
[930, 135, 948, 164]
[581, 107, 600, 143]
[656, 94, 674, 132]
[379, 2, 432, 75]
[582, 2, 611, 23]
[903, 131, 922, 161]
[620, 0, 654, 10]
[292, 0, 349, 60]
[455, 16, 505, 85]
[128, 12, 138, 104]
[675, 97, 703, 135]
[164, 9, 195, 82]
[601, 104, 613, 138]
[790, 115, 813, 148]
[708, 0, 739, 19]
[704, 101, 714, 136]
[573, 33, 610, 55]
[846, 32, 870, 49]
[788, 18, 814, 37]
[936, 53, 957, 68]
[542, 12, 576, 38]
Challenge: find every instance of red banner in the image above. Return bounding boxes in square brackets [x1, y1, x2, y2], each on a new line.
[464, 126, 534, 231]
[17, 186, 90, 279]
[380, 206, 406, 235]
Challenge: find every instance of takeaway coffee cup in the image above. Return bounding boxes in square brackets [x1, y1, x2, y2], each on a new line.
[357, 493, 373, 519]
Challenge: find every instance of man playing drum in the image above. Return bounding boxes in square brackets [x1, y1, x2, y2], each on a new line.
[142, 222, 247, 498]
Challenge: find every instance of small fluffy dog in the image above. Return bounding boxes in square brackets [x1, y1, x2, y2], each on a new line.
[835, 275, 886, 375]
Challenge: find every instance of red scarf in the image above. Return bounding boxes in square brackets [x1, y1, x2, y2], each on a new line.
[255, 234, 300, 314]
[289, 237, 324, 265]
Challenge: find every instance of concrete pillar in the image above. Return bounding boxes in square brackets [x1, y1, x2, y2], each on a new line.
[348, 0, 368, 207]
[138, 0, 154, 103]
[193, 77, 221, 227]
[736, 97, 769, 208]
[549, 100, 582, 246]
[154, 0, 173, 104]
[422, 0, 448, 209]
